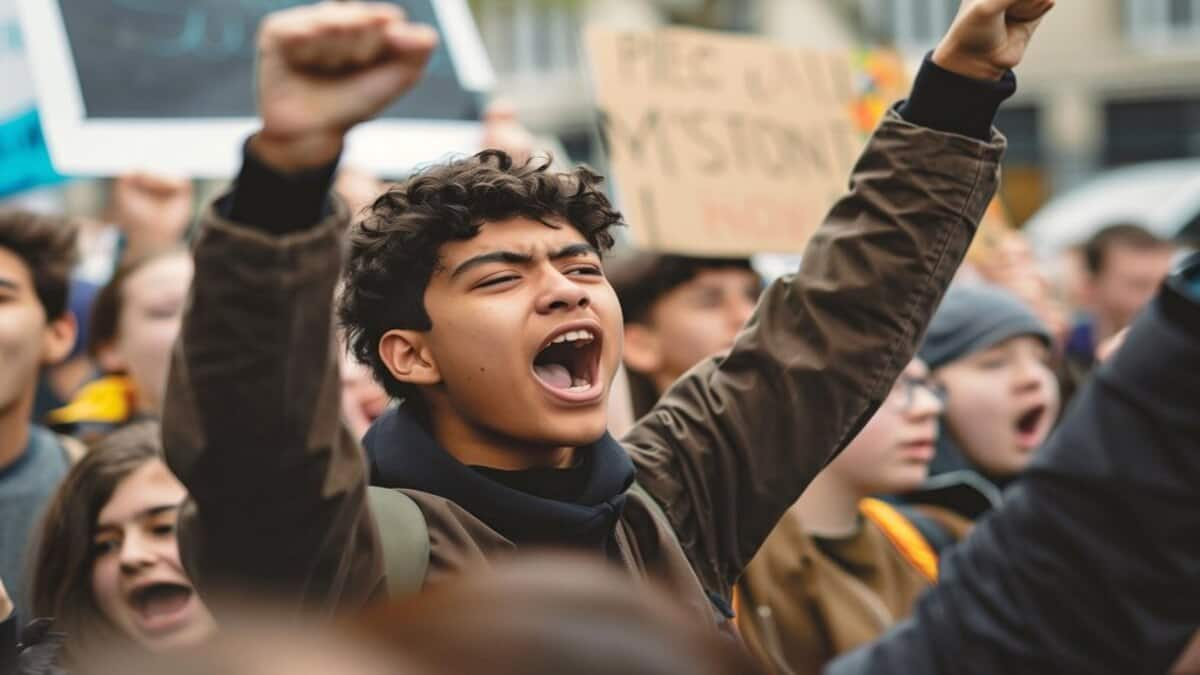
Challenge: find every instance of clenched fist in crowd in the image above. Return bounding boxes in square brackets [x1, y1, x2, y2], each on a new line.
[933, 0, 1054, 80]
[251, 2, 439, 172]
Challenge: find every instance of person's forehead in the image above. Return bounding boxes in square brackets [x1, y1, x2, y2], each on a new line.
[685, 266, 760, 286]
[656, 267, 759, 309]
[0, 246, 35, 289]
[125, 254, 193, 292]
[97, 460, 185, 526]
[439, 215, 589, 266]
[1105, 242, 1174, 268]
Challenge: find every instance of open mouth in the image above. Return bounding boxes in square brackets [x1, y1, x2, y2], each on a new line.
[898, 438, 936, 461]
[532, 326, 602, 400]
[129, 582, 195, 630]
[1014, 404, 1048, 449]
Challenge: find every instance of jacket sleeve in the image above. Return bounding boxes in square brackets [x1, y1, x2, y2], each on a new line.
[825, 259, 1200, 675]
[1, 611, 14, 675]
[162, 195, 384, 612]
[621, 110, 1004, 596]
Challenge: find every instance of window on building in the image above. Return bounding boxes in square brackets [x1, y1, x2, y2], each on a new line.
[1125, 0, 1200, 46]
[665, 0, 757, 32]
[994, 105, 1046, 225]
[996, 105, 1042, 166]
[1103, 97, 1200, 166]
[471, 0, 583, 82]
[858, 0, 958, 52]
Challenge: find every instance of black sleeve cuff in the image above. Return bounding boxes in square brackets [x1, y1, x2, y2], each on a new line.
[899, 54, 1016, 142]
[224, 138, 340, 235]
[0, 611, 16, 674]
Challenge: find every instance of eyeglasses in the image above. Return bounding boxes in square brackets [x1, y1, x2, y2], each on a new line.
[890, 375, 947, 412]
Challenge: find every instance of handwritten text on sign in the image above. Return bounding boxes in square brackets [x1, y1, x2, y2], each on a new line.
[587, 27, 862, 256]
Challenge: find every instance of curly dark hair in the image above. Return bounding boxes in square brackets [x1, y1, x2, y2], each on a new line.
[0, 209, 78, 319]
[338, 150, 624, 404]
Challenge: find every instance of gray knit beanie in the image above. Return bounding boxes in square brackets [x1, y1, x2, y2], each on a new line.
[919, 283, 1051, 370]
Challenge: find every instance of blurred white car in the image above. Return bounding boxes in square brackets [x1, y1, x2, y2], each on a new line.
[1024, 159, 1200, 260]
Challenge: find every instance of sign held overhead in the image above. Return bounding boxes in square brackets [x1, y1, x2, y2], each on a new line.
[18, 0, 494, 177]
[586, 26, 862, 256]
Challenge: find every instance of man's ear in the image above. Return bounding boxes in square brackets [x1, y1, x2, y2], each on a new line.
[378, 329, 441, 385]
[621, 323, 662, 377]
[40, 312, 77, 367]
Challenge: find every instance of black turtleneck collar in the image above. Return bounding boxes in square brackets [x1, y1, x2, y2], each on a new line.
[471, 453, 594, 503]
[362, 407, 635, 551]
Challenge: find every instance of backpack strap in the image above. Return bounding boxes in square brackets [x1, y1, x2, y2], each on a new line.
[859, 498, 939, 582]
[626, 481, 668, 526]
[366, 486, 430, 596]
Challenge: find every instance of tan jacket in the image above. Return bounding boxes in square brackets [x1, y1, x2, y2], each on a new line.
[161, 111, 1003, 624]
[737, 501, 969, 674]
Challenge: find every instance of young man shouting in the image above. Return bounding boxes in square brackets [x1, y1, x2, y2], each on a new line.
[0, 211, 78, 621]
[162, 0, 1051, 625]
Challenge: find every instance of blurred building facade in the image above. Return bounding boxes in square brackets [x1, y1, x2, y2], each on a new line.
[853, 0, 1200, 222]
[473, 0, 1200, 224]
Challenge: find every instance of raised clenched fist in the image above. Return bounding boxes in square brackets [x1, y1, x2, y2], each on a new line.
[252, 2, 439, 171]
[932, 0, 1054, 80]
[108, 173, 193, 259]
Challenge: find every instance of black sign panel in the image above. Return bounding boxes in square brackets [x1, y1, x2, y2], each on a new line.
[58, 0, 479, 119]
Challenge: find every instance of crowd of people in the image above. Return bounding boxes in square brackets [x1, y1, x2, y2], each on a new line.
[1, 0, 1198, 673]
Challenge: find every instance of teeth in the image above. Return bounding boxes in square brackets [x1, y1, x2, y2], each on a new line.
[548, 329, 596, 347]
[567, 377, 592, 392]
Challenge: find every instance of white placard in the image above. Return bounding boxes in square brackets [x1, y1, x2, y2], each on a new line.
[17, 0, 495, 177]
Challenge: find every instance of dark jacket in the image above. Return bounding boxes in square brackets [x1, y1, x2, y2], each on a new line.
[827, 256, 1200, 674]
[2, 615, 68, 675]
[899, 438, 1005, 521]
[162, 108, 1005, 624]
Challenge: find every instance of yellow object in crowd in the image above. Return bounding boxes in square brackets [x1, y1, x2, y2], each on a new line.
[46, 375, 136, 426]
[859, 497, 939, 583]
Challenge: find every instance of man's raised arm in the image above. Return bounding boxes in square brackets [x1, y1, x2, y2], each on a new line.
[622, 0, 1053, 598]
[161, 2, 436, 609]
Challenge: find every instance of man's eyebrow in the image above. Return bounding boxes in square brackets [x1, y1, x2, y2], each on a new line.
[549, 243, 600, 261]
[0, 277, 20, 292]
[449, 243, 600, 279]
[450, 250, 534, 279]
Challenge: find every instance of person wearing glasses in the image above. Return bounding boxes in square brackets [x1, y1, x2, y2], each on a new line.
[735, 357, 961, 675]
[904, 283, 1060, 526]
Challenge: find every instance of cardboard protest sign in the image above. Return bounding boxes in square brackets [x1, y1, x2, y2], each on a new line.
[586, 26, 861, 256]
[18, 0, 493, 176]
[0, 0, 61, 198]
